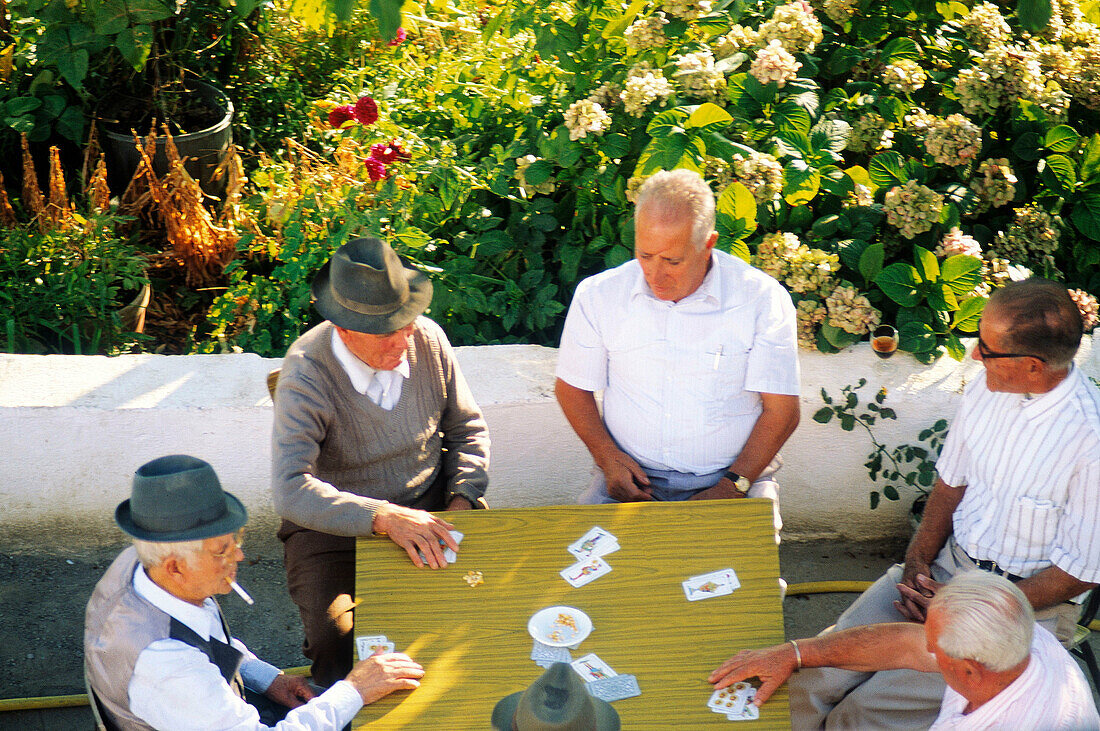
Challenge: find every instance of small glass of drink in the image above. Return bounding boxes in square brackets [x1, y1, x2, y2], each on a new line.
[871, 325, 899, 359]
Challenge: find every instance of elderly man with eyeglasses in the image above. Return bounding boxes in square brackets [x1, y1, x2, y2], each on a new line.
[790, 278, 1100, 730]
[84, 455, 426, 730]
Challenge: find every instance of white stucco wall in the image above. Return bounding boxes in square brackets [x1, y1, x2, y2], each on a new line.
[1, 337, 1095, 546]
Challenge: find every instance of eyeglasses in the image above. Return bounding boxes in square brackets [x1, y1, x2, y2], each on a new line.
[976, 334, 1047, 363]
[208, 530, 245, 561]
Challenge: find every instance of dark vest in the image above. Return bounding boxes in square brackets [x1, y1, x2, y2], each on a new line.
[84, 547, 244, 729]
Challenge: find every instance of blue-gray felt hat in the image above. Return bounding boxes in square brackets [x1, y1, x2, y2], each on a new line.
[491, 662, 620, 730]
[115, 455, 248, 542]
[311, 237, 433, 335]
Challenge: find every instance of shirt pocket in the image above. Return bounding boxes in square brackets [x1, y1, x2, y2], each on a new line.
[1006, 495, 1061, 547]
[703, 344, 758, 424]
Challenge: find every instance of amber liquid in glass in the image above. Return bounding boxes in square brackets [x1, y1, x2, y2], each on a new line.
[871, 336, 898, 359]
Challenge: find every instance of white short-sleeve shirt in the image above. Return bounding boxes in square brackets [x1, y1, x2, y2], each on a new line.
[556, 250, 799, 474]
[930, 624, 1099, 730]
[937, 367, 1100, 582]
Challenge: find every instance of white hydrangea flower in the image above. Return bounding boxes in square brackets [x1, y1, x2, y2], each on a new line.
[674, 49, 726, 100]
[1069, 288, 1099, 332]
[882, 59, 927, 94]
[935, 227, 982, 258]
[823, 0, 858, 25]
[956, 2, 1011, 50]
[750, 40, 802, 88]
[884, 181, 945, 238]
[754, 232, 840, 294]
[901, 107, 937, 139]
[992, 204, 1060, 265]
[796, 299, 828, 347]
[953, 45, 1045, 116]
[514, 155, 556, 196]
[758, 0, 823, 55]
[588, 81, 623, 109]
[563, 99, 612, 141]
[732, 152, 784, 203]
[624, 12, 669, 50]
[662, 0, 712, 20]
[621, 63, 674, 117]
[847, 113, 894, 153]
[970, 158, 1017, 210]
[715, 25, 760, 59]
[924, 114, 982, 167]
[826, 284, 881, 335]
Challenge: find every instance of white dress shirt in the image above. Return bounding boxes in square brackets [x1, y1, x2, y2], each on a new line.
[331, 328, 410, 410]
[129, 566, 364, 730]
[930, 624, 1100, 730]
[938, 366, 1100, 582]
[556, 249, 799, 474]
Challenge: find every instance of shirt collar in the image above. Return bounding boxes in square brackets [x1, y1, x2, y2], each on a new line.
[330, 327, 410, 395]
[1018, 364, 1077, 420]
[627, 252, 723, 308]
[133, 564, 224, 642]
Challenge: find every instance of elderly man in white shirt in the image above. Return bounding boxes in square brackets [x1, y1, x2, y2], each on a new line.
[555, 168, 800, 527]
[709, 571, 1100, 731]
[85, 455, 426, 730]
[791, 278, 1100, 729]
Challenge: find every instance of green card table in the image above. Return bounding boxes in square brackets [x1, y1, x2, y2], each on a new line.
[352, 499, 789, 728]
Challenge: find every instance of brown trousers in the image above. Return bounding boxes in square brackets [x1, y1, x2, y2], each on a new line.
[278, 481, 446, 688]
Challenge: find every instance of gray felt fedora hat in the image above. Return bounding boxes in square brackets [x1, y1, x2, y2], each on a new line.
[311, 237, 433, 334]
[115, 455, 248, 542]
[491, 662, 620, 731]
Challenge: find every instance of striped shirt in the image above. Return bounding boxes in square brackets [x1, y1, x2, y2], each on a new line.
[556, 250, 799, 474]
[930, 624, 1099, 730]
[938, 367, 1100, 582]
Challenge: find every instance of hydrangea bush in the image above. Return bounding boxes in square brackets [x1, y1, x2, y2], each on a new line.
[207, 0, 1099, 357]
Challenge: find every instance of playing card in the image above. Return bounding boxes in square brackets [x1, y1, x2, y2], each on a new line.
[567, 526, 620, 560]
[570, 653, 617, 682]
[683, 568, 739, 601]
[728, 702, 759, 721]
[586, 674, 641, 702]
[355, 635, 395, 659]
[560, 556, 613, 588]
[531, 640, 572, 667]
[417, 530, 464, 565]
[707, 683, 748, 715]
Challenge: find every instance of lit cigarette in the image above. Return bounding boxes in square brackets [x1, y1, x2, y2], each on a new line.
[229, 579, 254, 605]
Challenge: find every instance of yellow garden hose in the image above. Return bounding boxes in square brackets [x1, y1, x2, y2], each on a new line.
[3, 582, 1097, 713]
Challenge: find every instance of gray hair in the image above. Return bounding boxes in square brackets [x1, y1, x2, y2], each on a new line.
[132, 538, 204, 570]
[634, 169, 716, 251]
[929, 571, 1033, 672]
[988, 278, 1082, 370]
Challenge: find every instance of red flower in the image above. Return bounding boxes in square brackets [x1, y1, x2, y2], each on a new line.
[354, 96, 379, 125]
[390, 139, 412, 162]
[364, 157, 388, 181]
[328, 104, 355, 129]
[370, 143, 399, 164]
[387, 28, 407, 46]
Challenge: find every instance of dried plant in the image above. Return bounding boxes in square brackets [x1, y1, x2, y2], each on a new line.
[20, 135, 45, 228]
[45, 146, 72, 229]
[118, 130, 161, 227]
[0, 170, 17, 229]
[86, 156, 112, 215]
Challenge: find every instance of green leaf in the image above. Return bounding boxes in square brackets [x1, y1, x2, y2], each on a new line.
[602, 0, 648, 37]
[943, 332, 966, 360]
[926, 282, 959, 312]
[1045, 125, 1080, 153]
[913, 246, 939, 282]
[93, 0, 173, 33]
[839, 413, 857, 431]
[1043, 154, 1077, 191]
[685, 102, 733, 131]
[813, 407, 834, 423]
[702, 133, 757, 161]
[858, 242, 885, 281]
[1018, 0, 1054, 33]
[936, 1, 970, 19]
[393, 227, 432, 249]
[55, 48, 90, 88]
[773, 101, 812, 138]
[523, 159, 554, 185]
[950, 296, 986, 332]
[870, 491, 881, 509]
[783, 165, 820, 206]
[1085, 0, 1100, 23]
[646, 108, 690, 138]
[899, 320, 938, 352]
[1071, 191, 1100, 241]
[880, 37, 920, 63]
[822, 322, 861, 349]
[940, 254, 983, 294]
[836, 239, 870, 271]
[810, 119, 851, 154]
[869, 151, 907, 189]
[115, 24, 153, 70]
[846, 165, 872, 192]
[4, 97, 42, 116]
[717, 181, 757, 231]
[1080, 135, 1100, 186]
[875, 263, 922, 306]
[600, 134, 632, 159]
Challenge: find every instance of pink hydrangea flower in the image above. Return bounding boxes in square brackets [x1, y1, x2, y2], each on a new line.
[388, 28, 407, 46]
[389, 139, 412, 162]
[354, 96, 379, 125]
[364, 157, 388, 181]
[328, 104, 355, 128]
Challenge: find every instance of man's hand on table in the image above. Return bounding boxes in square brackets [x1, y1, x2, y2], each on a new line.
[264, 673, 316, 708]
[688, 476, 749, 501]
[894, 572, 943, 623]
[708, 643, 798, 707]
[346, 652, 425, 705]
[446, 495, 474, 510]
[372, 503, 458, 569]
[597, 448, 653, 502]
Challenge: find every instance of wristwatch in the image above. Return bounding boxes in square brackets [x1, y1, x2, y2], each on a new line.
[723, 470, 752, 497]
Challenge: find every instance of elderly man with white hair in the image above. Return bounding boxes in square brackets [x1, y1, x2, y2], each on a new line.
[709, 571, 1100, 730]
[555, 168, 800, 527]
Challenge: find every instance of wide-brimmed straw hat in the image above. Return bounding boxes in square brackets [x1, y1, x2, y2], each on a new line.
[311, 237, 432, 334]
[491, 662, 620, 731]
[115, 455, 247, 542]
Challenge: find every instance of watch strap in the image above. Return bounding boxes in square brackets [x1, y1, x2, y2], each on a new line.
[723, 470, 749, 496]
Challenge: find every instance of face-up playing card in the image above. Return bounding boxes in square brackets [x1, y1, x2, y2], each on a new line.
[570, 653, 618, 682]
[586, 674, 641, 702]
[560, 556, 613, 588]
[531, 640, 572, 667]
[707, 683, 748, 716]
[567, 526, 620, 560]
[355, 635, 395, 659]
[682, 568, 740, 601]
[417, 530, 464, 565]
[728, 693, 759, 721]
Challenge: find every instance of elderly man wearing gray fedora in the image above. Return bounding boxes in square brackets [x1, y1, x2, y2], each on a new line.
[272, 237, 490, 687]
[85, 454, 427, 730]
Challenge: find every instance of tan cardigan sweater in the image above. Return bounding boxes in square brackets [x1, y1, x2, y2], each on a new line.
[271, 318, 490, 536]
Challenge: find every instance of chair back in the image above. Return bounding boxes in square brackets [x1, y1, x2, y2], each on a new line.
[266, 368, 281, 401]
[84, 665, 117, 731]
[1069, 587, 1100, 690]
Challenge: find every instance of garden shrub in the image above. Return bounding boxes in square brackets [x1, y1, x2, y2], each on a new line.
[205, 0, 1100, 358]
